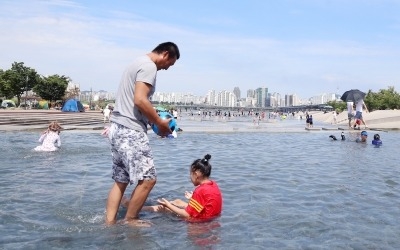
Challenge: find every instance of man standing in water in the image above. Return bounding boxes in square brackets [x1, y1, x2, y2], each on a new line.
[106, 42, 180, 224]
[346, 101, 354, 128]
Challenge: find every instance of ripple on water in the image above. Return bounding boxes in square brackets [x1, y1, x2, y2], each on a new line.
[1, 129, 400, 249]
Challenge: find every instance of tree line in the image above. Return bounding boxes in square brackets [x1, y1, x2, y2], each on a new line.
[0, 62, 77, 106]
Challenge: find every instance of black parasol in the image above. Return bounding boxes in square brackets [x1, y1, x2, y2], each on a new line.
[340, 89, 366, 102]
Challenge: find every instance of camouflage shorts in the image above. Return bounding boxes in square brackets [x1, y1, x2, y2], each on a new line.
[108, 122, 156, 185]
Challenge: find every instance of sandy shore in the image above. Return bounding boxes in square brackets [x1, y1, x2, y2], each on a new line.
[309, 109, 400, 130]
[1, 109, 399, 132]
[0, 110, 105, 131]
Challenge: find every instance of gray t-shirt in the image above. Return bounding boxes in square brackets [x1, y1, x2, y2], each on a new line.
[110, 55, 157, 132]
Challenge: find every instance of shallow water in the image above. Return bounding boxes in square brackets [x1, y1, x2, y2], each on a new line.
[1, 119, 400, 249]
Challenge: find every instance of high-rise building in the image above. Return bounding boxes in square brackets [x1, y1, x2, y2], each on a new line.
[284, 93, 299, 106]
[309, 93, 337, 105]
[255, 87, 268, 108]
[233, 87, 241, 100]
[247, 89, 255, 98]
[206, 90, 217, 105]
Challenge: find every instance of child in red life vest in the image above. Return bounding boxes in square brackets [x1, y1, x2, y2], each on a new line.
[123, 154, 223, 220]
[353, 118, 361, 130]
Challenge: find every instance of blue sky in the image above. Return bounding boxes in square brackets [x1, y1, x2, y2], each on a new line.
[1, 0, 399, 99]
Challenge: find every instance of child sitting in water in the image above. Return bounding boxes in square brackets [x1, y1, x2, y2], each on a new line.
[33, 121, 62, 152]
[122, 154, 223, 221]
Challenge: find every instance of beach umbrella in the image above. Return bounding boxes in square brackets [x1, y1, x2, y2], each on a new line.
[340, 89, 366, 102]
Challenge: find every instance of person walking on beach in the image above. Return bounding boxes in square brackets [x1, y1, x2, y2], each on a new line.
[105, 42, 180, 224]
[103, 106, 111, 123]
[347, 101, 354, 128]
[332, 111, 337, 124]
[352, 99, 368, 129]
[33, 121, 62, 152]
[122, 154, 223, 221]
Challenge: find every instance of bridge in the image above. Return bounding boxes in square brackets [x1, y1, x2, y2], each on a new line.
[154, 103, 334, 113]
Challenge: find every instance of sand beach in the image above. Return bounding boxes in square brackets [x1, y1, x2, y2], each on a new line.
[309, 109, 400, 130]
[0, 109, 400, 132]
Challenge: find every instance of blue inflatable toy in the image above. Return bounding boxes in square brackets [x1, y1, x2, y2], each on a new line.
[151, 111, 178, 137]
[372, 134, 382, 146]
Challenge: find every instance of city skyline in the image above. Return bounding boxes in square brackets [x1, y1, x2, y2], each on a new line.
[80, 83, 340, 104]
[1, 1, 399, 98]
[81, 83, 339, 108]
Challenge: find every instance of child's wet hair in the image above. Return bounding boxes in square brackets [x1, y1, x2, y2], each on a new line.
[48, 121, 62, 132]
[190, 154, 212, 177]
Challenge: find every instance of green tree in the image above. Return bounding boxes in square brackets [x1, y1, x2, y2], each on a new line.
[364, 86, 400, 111]
[33, 75, 68, 103]
[364, 90, 380, 111]
[326, 100, 346, 112]
[379, 86, 400, 110]
[0, 69, 9, 98]
[0, 62, 39, 104]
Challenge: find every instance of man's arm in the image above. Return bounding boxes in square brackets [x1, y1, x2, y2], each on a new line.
[134, 82, 172, 135]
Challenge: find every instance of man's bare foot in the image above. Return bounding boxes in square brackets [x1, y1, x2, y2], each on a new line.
[142, 205, 166, 212]
[122, 219, 153, 227]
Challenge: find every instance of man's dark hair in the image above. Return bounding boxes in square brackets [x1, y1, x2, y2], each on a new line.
[152, 42, 180, 59]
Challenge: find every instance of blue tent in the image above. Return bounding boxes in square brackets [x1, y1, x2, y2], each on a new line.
[61, 99, 85, 112]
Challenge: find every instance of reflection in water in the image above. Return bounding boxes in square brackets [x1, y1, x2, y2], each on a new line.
[186, 220, 221, 247]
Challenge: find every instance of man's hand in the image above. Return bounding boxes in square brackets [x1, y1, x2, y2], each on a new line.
[157, 198, 172, 207]
[156, 118, 172, 136]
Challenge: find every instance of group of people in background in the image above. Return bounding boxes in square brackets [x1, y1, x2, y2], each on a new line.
[305, 113, 313, 127]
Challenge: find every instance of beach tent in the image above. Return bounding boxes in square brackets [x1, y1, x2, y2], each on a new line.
[1, 100, 16, 108]
[61, 99, 85, 112]
[37, 100, 49, 110]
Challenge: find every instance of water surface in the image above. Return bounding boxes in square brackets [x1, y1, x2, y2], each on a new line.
[1, 120, 399, 249]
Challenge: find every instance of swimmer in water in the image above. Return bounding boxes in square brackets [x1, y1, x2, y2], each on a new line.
[372, 134, 382, 146]
[329, 135, 337, 141]
[329, 132, 345, 141]
[356, 130, 368, 143]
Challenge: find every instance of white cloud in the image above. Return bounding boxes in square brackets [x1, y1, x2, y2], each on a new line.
[1, 0, 399, 98]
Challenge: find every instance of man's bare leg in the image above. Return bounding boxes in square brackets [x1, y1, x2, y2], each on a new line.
[125, 179, 156, 221]
[106, 182, 128, 224]
[361, 118, 368, 128]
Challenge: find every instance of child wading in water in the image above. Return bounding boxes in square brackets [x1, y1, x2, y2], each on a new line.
[33, 121, 62, 152]
[122, 154, 223, 221]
